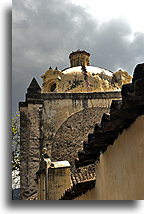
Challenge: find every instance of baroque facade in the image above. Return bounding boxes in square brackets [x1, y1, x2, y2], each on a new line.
[19, 50, 132, 200]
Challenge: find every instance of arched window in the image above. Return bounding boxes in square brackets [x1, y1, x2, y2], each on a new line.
[77, 57, 80, 66]
[50, 83, 56, 92]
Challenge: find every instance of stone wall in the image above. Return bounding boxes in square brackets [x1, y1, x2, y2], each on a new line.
[48, 166, 71, 200]
[19, 88, 121, 199]
[51, 107, 108, 168]
[75, 115, 144, 200]
[36, 159, 71, 200]
[20, 103, 43, 200]
[41, 92, 121, 168]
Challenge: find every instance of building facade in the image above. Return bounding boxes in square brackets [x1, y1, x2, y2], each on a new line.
[19, 50, 132, 199]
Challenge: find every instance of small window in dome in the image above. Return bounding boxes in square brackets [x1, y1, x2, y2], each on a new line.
[50, 83, 56, 92]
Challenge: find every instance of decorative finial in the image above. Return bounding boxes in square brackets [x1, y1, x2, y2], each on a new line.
[27, 78, 41, 94]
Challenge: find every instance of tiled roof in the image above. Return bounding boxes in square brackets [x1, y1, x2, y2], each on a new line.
[60, 179, 96, 200]
[60, 164, 96, 200]
[71, 164, 96, 185]
[75, 63, 144, 168]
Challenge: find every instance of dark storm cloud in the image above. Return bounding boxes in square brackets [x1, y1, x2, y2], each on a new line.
[12, 0, 144, 113]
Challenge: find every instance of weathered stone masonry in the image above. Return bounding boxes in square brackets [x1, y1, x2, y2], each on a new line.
[19, 78, 43, 199]
[19, 80, 121, 199]
[19, 103, 43, 199]
[41, 92, 121, 161]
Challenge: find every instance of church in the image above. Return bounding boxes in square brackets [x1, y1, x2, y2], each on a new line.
[19, 50, 144, 200]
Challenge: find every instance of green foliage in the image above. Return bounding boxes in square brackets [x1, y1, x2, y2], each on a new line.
[12, 112, 20, 172]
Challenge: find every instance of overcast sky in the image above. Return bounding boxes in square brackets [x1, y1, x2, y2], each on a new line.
[12, 0, 144, 114]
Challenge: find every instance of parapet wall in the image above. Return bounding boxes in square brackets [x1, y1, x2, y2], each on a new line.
[19, 90, 121, 199]
[74, 63, 144, 200]
[75, 115, 144, 200]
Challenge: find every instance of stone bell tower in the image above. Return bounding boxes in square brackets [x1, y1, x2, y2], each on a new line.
[69, 50, 90, 67]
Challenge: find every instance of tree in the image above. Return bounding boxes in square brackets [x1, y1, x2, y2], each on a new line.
[12, 112, 20, 189]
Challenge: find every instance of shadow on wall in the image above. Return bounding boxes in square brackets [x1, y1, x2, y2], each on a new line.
[51, 107, 109, 168]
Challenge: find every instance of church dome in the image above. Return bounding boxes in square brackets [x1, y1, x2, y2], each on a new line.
[41, 50, 132, 93]
[63, 65, 113, 76]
